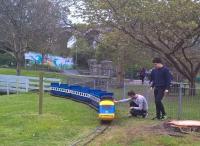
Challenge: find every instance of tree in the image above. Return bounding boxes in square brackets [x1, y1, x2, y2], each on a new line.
[67, 23, 102, 68]
[29, 0, 63, 61]
[31, 0, 75, 59]
[70, 37, 95, 68]
[96, 29, 152, 87]
[78, 0, 200, 95]
[0, 0, 68, 75]
[0, 0, 31, 75]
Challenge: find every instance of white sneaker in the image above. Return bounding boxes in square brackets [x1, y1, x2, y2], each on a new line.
[143, 113, 148, 118]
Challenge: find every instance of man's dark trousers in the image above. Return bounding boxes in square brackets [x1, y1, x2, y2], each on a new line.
[154, 87, 166, 119]
[129, 101, 147, 117]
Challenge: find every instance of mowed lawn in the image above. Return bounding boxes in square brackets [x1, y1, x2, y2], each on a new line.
[1, 92, 200, 146]
[0, 93, 99, 146]
[0, 68, 69, 81]
[1, 93, 200, 146]
[1, 68, 200, 146]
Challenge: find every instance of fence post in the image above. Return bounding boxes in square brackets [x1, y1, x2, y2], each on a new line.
[6, 81, 9, 95]
[16, 78, 19, 94]
[123, 79, 126, 99]
[178, 82, 183, 120]
[25, 79, 29, 92]
[93, 79, 96, 89]
[39, 72, 44, 115]
[106, 79, 109, 91]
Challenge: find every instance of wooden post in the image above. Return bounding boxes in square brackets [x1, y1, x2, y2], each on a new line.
[39, 72, 44, 115]
[6, 81, 9, 95]
[93, 79, 96, 89]
[178, 82, 183, 120]
[16, 78, 19, 94]
[25, 79, 29, 92]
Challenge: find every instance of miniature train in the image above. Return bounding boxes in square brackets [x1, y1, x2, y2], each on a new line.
[50, 83, 115, 121]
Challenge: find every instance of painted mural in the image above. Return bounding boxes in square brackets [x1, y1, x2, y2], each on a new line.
[25, 52, 74, 70]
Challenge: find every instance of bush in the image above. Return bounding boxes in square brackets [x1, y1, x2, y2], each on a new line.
[0, 53, 15, 67]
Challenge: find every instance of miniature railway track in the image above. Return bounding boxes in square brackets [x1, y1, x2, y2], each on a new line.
[70, 124, 110, 146]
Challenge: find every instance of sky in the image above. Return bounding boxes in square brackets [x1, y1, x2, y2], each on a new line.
[68, 2, 85, 24]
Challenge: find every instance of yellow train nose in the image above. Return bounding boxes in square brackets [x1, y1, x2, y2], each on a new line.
[99, 114, 115, 121]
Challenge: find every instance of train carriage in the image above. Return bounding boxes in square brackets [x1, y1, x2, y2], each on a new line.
[51, 83, 115, 121]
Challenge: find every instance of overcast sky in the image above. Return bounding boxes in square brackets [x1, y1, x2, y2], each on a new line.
[68, 2, 85, 24]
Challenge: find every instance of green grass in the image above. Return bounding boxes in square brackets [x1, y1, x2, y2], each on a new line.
[1, 88, 200, 146]
[0, 68, 44, 76]
[0, 93, 99, 146]
[0, 68, 94, 83]
[1, 70, 200, 145]
[0, 67, 67, 79]
[0, 68, 72, 82]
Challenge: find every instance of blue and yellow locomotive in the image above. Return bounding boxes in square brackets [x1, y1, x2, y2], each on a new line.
[99, 98, 115, 121]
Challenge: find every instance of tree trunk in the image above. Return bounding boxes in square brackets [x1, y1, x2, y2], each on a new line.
[16, 60, 21, 76]
[117, 71, 124, 88]
[42, 52, 45, 64]
[116, 57, 124, 88]
[16, 53, 23, 76]
[117, 74, 124, 88]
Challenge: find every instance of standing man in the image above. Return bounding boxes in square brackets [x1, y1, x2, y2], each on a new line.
[115, 90, 148, 118]
[150, 57, 172, 120]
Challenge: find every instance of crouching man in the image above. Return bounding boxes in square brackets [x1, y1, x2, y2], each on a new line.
[115, 90, 148, 118]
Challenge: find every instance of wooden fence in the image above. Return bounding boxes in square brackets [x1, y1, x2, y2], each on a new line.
[0, 74, 61, 95]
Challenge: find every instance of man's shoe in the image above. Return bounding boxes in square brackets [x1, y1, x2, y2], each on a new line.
[151, 116, 160, 120]
[161, 115, 167, 120]
[142, 113, 148, 118]
[128, 114, 132, 118]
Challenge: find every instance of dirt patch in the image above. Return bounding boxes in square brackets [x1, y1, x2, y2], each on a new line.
[148, 122, 184, 137]
[125, 121, 200, 139]
[89, 120, 200, 146]
[147, 121, 200, 137]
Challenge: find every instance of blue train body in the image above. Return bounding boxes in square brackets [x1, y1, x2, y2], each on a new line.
[50, 83, 115, 121]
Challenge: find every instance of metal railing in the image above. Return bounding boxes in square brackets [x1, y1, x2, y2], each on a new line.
[119, 81, 200, 120]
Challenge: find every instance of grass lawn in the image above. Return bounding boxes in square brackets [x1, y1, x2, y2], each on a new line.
[1, 70, 200, 145]
[0, 68, 95, 84]
[1, 92, 200, 146]
[0, 93, 99, 146]
[0, 68, 69, 82]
